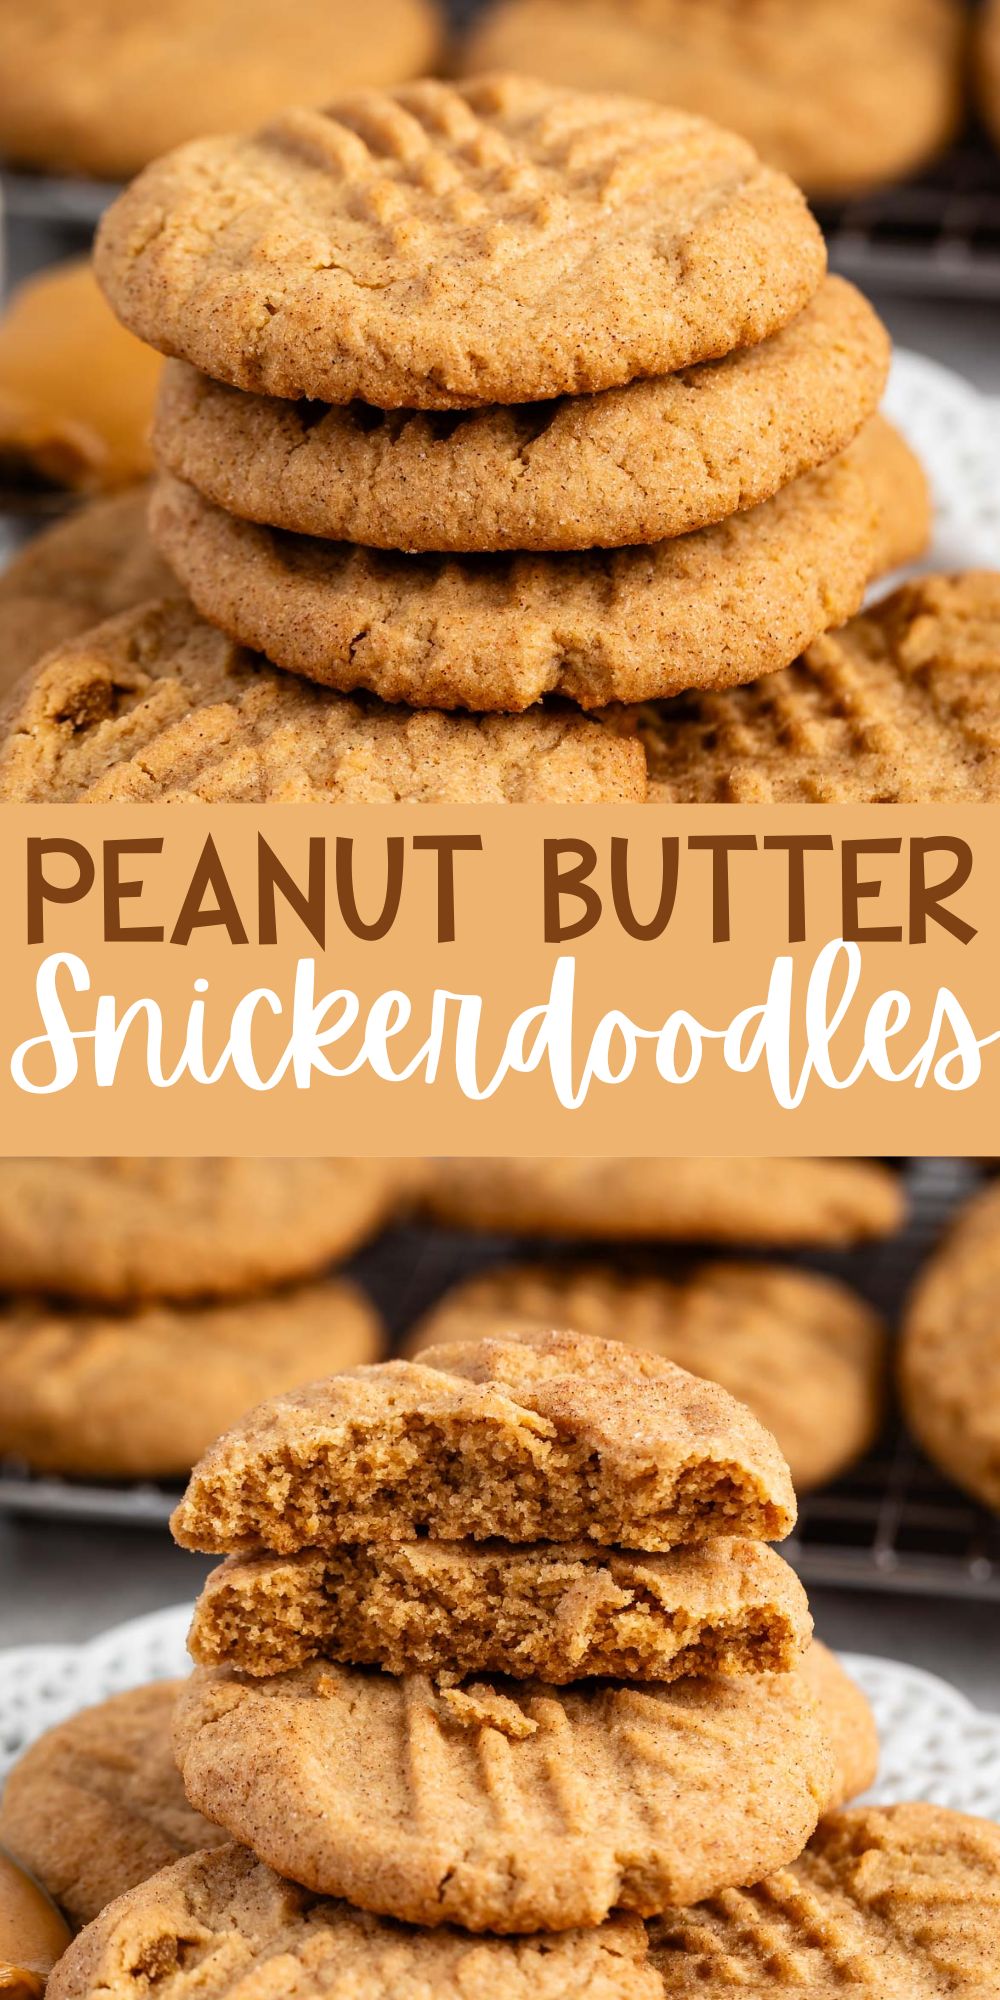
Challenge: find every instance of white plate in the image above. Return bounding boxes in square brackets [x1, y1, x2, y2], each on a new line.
[881, 349, 1000, 572]
[1, 1604, 999, 1821]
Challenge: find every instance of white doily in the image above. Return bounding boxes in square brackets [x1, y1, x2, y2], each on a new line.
[1, 1605, 999, 1822]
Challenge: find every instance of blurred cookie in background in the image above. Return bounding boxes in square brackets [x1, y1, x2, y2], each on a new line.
[0, 0, 443, 182]
[901, 1179, 1000, 1512]
[420, 1157, 906, 1248]
[0, 262, 160, 495]
[0, 1276, 383, 1480]
[976, 0, 1000, 147]
[408, 1260, 887, 1495]
[460, 0, 965, 200]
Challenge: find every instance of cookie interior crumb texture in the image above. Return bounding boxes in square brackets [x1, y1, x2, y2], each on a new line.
[171, 1329, 797, 1554]
[187, 1535, 812, 1683]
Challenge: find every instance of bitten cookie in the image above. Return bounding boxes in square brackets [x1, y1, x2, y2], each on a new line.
[0, 1158, 414, 1303]
[171, 1662, 834, 1929]
[0, 598, 645, 803]
[420, 1157, 905, 1246]
[0, 0, 442, 181]
[0, 1683, 226, 1929]
[152, 278, 888, 553]
[409, 1261, 886, 1494]
[171, 1329, 797, 1554]
[461, 0, 964, 200]
[0, 1277, 382, 1480]
[148, 434, 881, 712]
[187, 1536, 811, 1683]
[648, 1802, 1000, 1994]
[900, 1180, 1000, 1511]
[46, 1846, 662, 2000]
[95, 75, 826, 409]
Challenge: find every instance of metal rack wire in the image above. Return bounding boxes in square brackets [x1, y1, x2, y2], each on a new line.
[3, 1159, 999, 1604]
[819, 129, 1000, 303]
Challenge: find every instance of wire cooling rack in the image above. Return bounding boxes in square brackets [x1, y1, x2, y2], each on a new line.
[820, 128, 1000, 302]
[3, 1159, 1000, 1604]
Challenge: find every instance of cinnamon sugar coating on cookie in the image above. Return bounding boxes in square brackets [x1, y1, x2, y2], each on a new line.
[171, 1660, 833, 1928]
[95, 75, 825, 409]
[0, 489, 175, 698]
[171, 1329, 796, 1554]
[648, 1802, 1000, 1994]
[188, 1536, 811, 1683]
[901, 1179, 1000, 1511]
[409, 1261, 886, 1496]
[46, 1846, 661, 2000]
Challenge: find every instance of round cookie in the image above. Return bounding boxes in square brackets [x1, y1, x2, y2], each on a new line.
[148, 435, 881, 713]
[420, 1157, 905, 1247]
[170, 1329, 797, 1555]
[408, 1261, 886, 1495]
[631, 569, 1000, 806]
[900, 1181, 1000, 1511]
[0, 260, 161, 496]
[46, 1846, 662, 2000]
[802, 1642, 879, 1807]
[152, 278, 889, 554]
[0, 1276, 382, 1480]
[0, 1158, 414, 1304]
[172, 1661, 834, 1929]
[978, 0, 1000, 147]
[0, 0, 442, 182]
[0, 490, 175, 700]
[187, 1536, 812, 1684]
[462, 0, 964, 201]
[0, 598, 645, 804]
[648, 1802, 1000, 1994]
[0, 1683, 226, 1929]
[95, 75, 826, 410]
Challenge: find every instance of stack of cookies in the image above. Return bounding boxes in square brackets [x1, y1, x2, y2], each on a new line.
[0, 70, 922, 809]
[0, 1157, 416, 1484]
[169, 1333, 853, 1936]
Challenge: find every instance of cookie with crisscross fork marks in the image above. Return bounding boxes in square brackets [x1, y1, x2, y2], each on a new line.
[172, 1661, 833, 1931]
[46, 1845, 663, 2000]
[648, 1802, 1000, 1995]
[0, 598, 645, 802]
[95, 74, 825, 409]
[632, 572, 1000, 803]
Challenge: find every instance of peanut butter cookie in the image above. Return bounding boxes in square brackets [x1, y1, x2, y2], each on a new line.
[0, 490, 174, 699]
[0, 0, 442, 181]
[152, 279, 888, 553]
[0, 598, 645, 803]
[802, 1642, 879, 1808]
[46, 1845, 661, 2000]
[0, 1683, 226, 1929]
[0, 1158, 413, 1304]
[648, 1802, 1000, 1994]
[171, 1329, 796, 1554]
[187, 1535, 811, 1683]
[95, 76, 825, 409]
[901, 1180, 1000, 1512]
[0, 1277, 381, 1480]
[420, 1157, 904, 1247]
[148, 433, 880, 712]
[462, 0, 964, 200]
[409, 1261, 886, 1495]
[172, 1661, 833, 1929]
